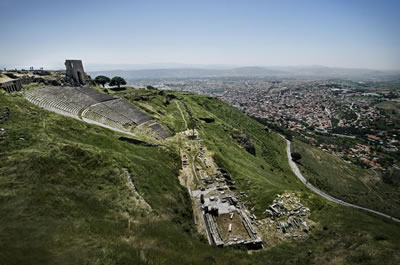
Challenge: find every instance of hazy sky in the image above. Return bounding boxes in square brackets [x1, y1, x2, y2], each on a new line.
[1, 0, 399, 70]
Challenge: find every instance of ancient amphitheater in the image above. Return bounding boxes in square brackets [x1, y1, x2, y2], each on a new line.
[26, 86, 170, 138]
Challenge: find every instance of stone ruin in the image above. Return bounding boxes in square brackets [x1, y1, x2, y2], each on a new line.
[264, 193, 311, 238]
[190, 157, 263, 249]
[181, 133, 261, 249]
[201, 194, 263, 249]
[65, 60, 86, 86]
[24, 59, 171, 139]
[0, 79, 23, 93]
[0, 76, 33, 93]
[0, 107, 10, 122]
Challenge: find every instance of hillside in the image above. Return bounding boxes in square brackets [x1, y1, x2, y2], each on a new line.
[0, 86, 400, 264]
[292, 139, 400, 219]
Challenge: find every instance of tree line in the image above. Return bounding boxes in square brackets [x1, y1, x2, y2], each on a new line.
[94, 75, 126, 88]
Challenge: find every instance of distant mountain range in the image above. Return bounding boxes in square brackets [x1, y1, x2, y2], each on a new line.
[88, 65, 400, 81]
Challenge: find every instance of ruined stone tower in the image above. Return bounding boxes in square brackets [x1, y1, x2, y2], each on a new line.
[65, 60, 86, 86]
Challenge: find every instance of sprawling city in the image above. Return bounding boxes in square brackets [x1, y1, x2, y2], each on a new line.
[146, 78, 399, 172]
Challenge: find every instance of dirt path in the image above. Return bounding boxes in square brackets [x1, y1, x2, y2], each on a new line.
[177, 130, 216, 241]
[175, 100, 187, 130]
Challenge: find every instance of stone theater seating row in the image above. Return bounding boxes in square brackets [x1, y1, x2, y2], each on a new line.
[25, 86, 170, 138]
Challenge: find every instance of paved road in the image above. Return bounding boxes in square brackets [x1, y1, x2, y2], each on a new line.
[284, 138, 400, 223]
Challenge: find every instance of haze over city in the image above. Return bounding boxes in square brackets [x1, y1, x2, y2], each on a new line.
[1, 0, 400, 70]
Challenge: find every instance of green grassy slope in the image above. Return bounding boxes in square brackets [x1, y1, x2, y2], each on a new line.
[292, 139, 400, 219]
[0, 88, 400, 265]
[0, 91, 201, 264]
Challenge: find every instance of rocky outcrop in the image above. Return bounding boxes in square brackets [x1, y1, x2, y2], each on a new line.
[223, 125, 256, 156]
[199, 117, 215, 123]
[231, 134, 256, 156]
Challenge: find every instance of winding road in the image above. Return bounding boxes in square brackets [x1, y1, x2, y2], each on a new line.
[284, 138, 400, 223]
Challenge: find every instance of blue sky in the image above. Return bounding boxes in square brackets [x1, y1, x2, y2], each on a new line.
[0, 0, 399, 70]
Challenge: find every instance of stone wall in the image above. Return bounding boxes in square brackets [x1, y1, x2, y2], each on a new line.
[0, 79, 22, 93]
[65, 60, 86, 86]
[0, 76, 33, 93]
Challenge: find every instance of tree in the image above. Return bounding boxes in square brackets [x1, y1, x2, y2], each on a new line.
[94, 75, 110, 88]
[291, 152, 302, 162]
[109, 76, 127, 88]
[147, 85, 157, 90]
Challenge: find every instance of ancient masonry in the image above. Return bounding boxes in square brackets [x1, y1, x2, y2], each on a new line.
[180, 129, 311, 248]
[0, 107, 10, 122]
[264, 193, 311, 239]
[25, 60, 170, 139]
[180, 130, 263, 249]
[65, 60, 86, 86]
[0, 76, 33, 93]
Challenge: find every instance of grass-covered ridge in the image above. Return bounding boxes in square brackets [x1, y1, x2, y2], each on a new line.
[0, 88, 400, 264]
[292, 139, 400, 219]
[0, 91, 198, 264]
